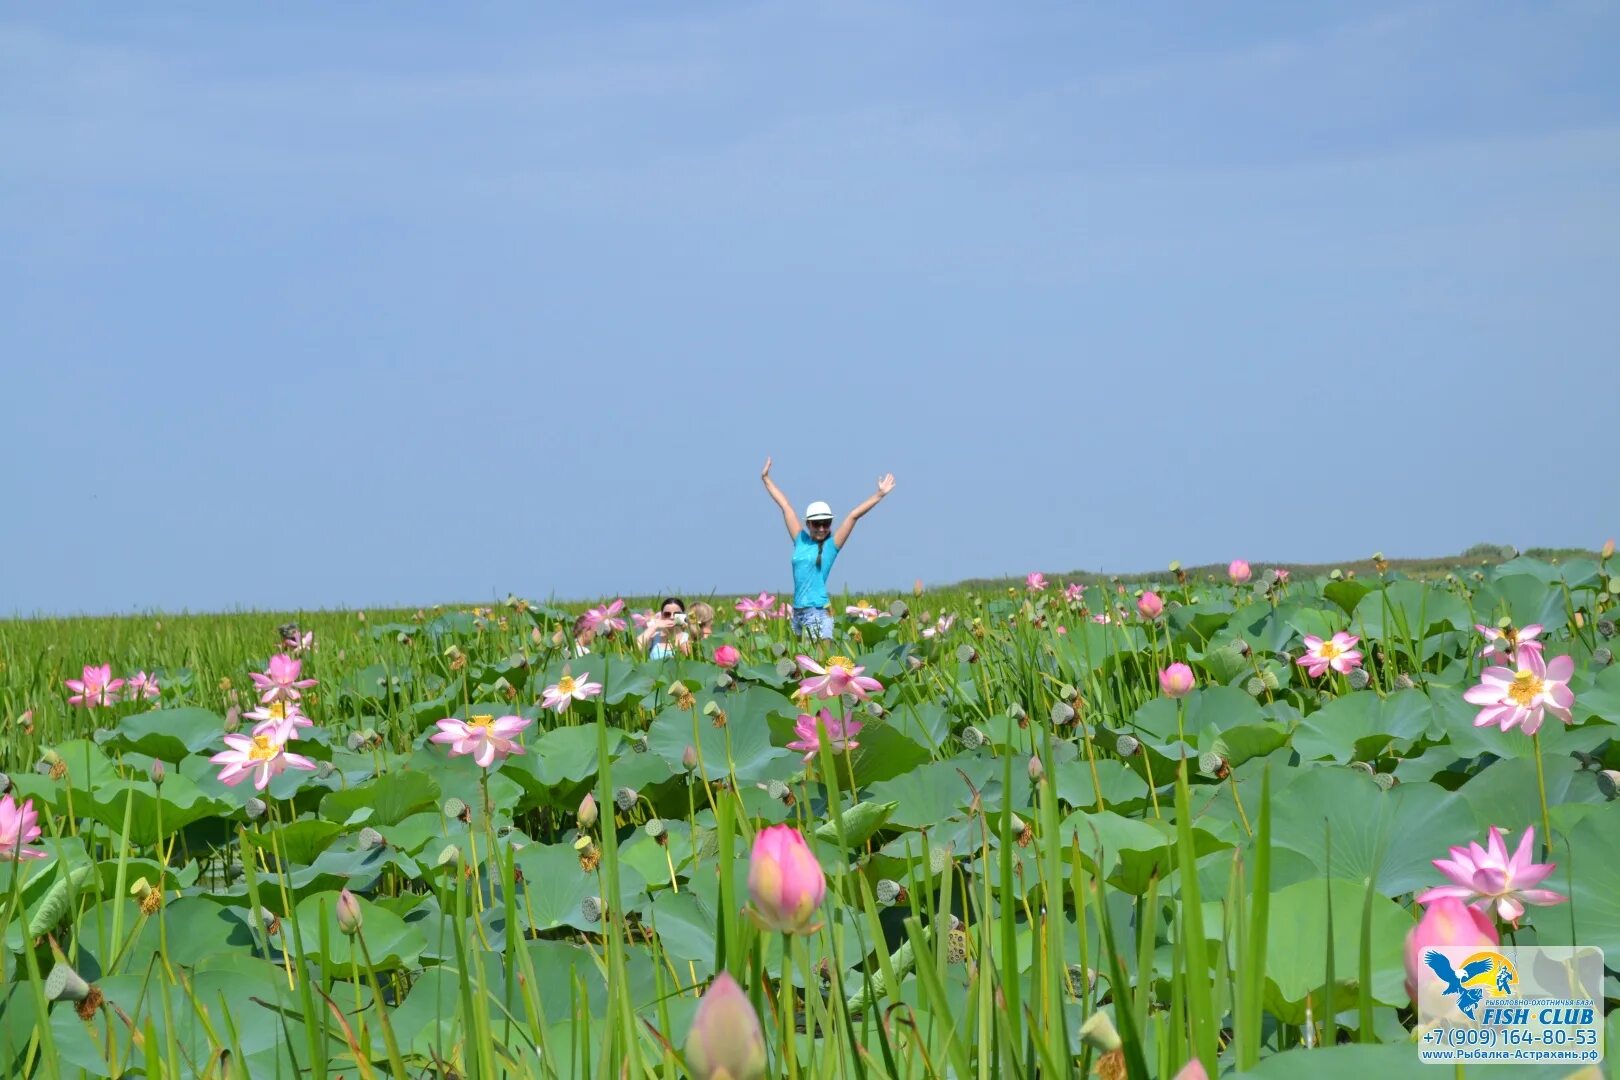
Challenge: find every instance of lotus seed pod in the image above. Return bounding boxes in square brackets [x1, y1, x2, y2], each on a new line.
[1063, 965, 1098, 1000]
[1372, 771, 1398, 791]
[245, 797, 267, 820]
[577, 793, 598, 830]
[1079, 1011, 1122, 1053]
[961, 726, 986, 749]
[1050, 701, 1076, 726]
[774, 657, 798, 678]
[631, 735, 650, 754]
[1198, 751, 1224, 777]
[1007, 701, 1027, 722]
[865, 700, 886, 718]
[770, 641, 788, 658]
[346, 731, 366, 751]
[1571, 749, 1597, 771]
[1028, 754, 1044, 781]
[906, 655, 925, 671]
[956, 644, 978, 664]
[1115, 734, 1141, 758]
[358, 827, 385, 850]
[1394, 673, 1416, 690]
[1597, 770, 1620, 800]
[0, 772, 9, 794]
[765, 779, 792, 803]
[580, 895, 603, 923]
[928, 846, 952, 874]
[258, 907, 282, 934]
[889, 599, 909, 618]
[614, 786, 638, 812]
[317, 761, 336, 779]
[1349, 760, 1376, 776]
[1597, 619, 1615, 638]
[45, 964, 91, 1003]
[1006, 813, 1026, 837]
[875, 879, 903, 905]
[1593, 648, 1613, 668]
[335, 889, 363, 936]
[1244, 676, 1265, 697]
[945, 929, 968, 964]
[1329, 569, 1343, 581]
[1347, 667, 1371, 690]
[644, 818, 666, 840]
[435, 844, 460, 868]
[443, 797, 468, 821]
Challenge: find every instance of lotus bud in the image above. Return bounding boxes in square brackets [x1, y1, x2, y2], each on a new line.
[358, 827, 385, 850]
[614, 786, 638, 812]
[1394, 673, 1416, 690]
[148, 759, 165, 787]
[1228, 560, 1252, 584]
[580, 895, 603, 923]
[1406, 896, 1498, 1004]
[875, 879, 905, 905]
[335, 889, 363, 936]
[682, 745, 699, 771]
[577, 793, 598, 830]
[1597, 770, 1620, 801]
[1347, 667, 1371, 689]
[961, 726, 987, 749]
[443, 797, 469, 823]
[747, 825, 826, 934]
[223, 706, 241, 733]
[714, 644, 740, 669]
[1603, 538, 1616, 560]
[684, 972, 767, 1080]
[1079, 1011, 1122, 1053]
[1028, 754, 1044, 782]
[1159, 663, 1195, 699]
[1115, 734, 1141, 758]
[245, 797, 267, 820]
[1136, 591, 1164, 620]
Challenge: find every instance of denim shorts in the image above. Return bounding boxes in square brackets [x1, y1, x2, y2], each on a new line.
[791, 606, 835, 641]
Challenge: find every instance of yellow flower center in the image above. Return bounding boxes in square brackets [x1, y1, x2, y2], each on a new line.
[1507, 671, 1543, 707]
[827, 656, 856, 674]
[268, 701, 289, 720]
[467, 714, 495, 731]
[247, 735, 280, 761]
[1317, 640, 1341, 660]
[556, 676, 577, 695]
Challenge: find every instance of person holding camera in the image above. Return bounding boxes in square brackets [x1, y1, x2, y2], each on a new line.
[637, 596, 690, 659]
[760, 458, 896, 642]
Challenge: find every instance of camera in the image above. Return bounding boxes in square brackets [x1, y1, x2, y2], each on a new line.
[672, 613, 688, 624]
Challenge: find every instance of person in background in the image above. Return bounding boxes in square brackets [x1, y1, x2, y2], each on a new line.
[637, 596, 689, 659]
[569, 614, 596, 658]
[688, 602, 716, 645]
[760, 457, 895, 642]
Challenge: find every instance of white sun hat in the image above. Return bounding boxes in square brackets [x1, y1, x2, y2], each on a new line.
[804, 500, 834, 521]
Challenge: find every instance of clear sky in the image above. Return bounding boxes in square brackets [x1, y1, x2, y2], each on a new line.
[3, 2, 1617, 615]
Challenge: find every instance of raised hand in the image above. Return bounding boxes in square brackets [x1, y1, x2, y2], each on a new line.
[876, 473, 896, 497]
[762, 456, 773, 480]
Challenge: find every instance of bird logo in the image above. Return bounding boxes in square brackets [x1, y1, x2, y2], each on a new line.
[1424, 950, 1496, 1020]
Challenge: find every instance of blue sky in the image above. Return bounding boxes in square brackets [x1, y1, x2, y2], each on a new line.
[3, 2, 1617, 615]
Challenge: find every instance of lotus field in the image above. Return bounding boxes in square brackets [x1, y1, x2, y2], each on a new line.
[4, 554, 1620, 1079]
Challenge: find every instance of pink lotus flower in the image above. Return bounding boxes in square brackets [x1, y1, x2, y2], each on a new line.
[210, 730, 317, 790]
[844, 601, 882, 621]
[541, 670, 603, 713]
[250, 655, 317, 704]
[1273, 568, 1290, 583]
[583, 599, 627, 635]
[0, 794, 47, 861]
[1474, 623, 1544, 664]
[429, 713, 532, 768]
[747, 824, 826, 933]
[1091, 612, 1112, 624]
[771, 602, 792, 620]
[785, 708, 863, 762]
[124, 670, 161, 701]
[283, 631, 316, 654]
[244, 699, 314, 737]
[1159, 662, 1195, 698]
[1137, 591, 1164, 620]
[1173, 1061, 1210, 1080]
[1026, 572, 1048, 593]
[734, 593, 777, 621]
[1405, 896, 1499, 1004]
[65, 664, 125, 708]
[1416, 826, 1567, 924]
[796, 655, 883, 700]
[1296, 632, 1364, 678]
[1228, 560, 1252, 584]
[684, 972, 767, 1080]
[1064, 582, 1085, 605]
[1463, 648, 1574, 736]
[920, 613, 955, 639]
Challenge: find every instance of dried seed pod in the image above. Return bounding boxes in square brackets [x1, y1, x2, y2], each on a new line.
[580, 896, 603, 924]
[1063, 965, 1098, 1001]
[631, 735, 650, 754]
[614, 786, 638, 812]
[775, 658, 799, 678]
[945, 929, 968, 964]
[1596, 770, 1619, 801]
[1598, 619, 1616, 639]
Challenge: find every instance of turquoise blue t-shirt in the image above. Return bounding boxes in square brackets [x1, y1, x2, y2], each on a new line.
[792, 530, 840, 609]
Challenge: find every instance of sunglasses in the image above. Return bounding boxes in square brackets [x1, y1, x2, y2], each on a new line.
[808, 519, 832, 528]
